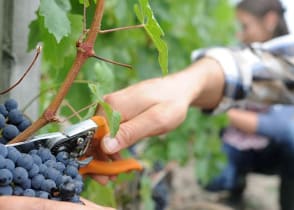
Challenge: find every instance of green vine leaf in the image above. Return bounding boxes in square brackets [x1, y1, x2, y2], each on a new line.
[134, 0, 168, 75]
[39, 0, 71, 43]
[88, 83, 121, 138]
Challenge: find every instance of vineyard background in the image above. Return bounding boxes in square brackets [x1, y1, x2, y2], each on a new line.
[0, 0, 280, 209]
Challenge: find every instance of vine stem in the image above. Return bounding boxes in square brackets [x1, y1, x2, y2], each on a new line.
[0, 45, 41, 95]
[9, 0, 105, 144]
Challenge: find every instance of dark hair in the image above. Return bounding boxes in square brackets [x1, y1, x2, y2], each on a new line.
[236, 0, 289, 37]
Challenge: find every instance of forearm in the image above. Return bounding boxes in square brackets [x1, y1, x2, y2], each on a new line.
[227, 108, 258, 134]
[174, 57, 225, 109]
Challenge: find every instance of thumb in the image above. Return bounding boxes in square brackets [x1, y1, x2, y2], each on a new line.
[101, 123, 134, 154]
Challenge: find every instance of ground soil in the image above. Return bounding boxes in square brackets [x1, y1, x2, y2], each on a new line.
[166, 160, 279, 210]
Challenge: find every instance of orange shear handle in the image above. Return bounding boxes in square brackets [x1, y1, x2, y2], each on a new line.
[79, 116, 143, 176]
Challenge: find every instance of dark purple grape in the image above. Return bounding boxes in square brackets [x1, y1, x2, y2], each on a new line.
[0, 156, 6, 168]
[16, 154, 33, 170]
[18, 118, 31, 132]
[4, 158, 15, 171]
[31, 154, 42, 166]
[0, 169, 13, 185]
[28, 164, 40, 178]
[20, 178, 32, 189]
[56, 151, 69, 164]
[23, 189, 36, 197]
[36, 190, 50, 199]
[7, 146, 21, 162]
[3, 124, 19, 140]
[31, 174, 45, 189]
[8, 109, 23, 124]
[64, 165, 79, 178]
[41, 179, 56, 192]
[0, 105, 8, 117]
[4, 99, 18, 111]
[13, 186, 24, 196]
[0, 185, 13, 195]
[0, 144, 8, 157]
[0, 114, 5, 129]
[38, 148, 53, 163]
[13, 167, 29, 184]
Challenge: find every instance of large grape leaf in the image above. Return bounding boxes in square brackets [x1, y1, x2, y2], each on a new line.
[39, 0, 71, 43]
[134, 0, 168, 75]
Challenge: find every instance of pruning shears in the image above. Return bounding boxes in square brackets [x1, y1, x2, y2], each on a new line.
[6, 116, 143, 176]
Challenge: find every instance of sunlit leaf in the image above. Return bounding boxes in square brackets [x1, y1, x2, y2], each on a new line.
[39, 0, 71, 42]
[134, 0, 168, 75]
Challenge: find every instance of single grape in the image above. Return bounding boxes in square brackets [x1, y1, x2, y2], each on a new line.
[0, 169, 13, 185]
[28, 164, 40, 178]
[13, 167, 29, 184]
[4, 99, 18, 111]
[56, 151, 69, 164]
[0, 185, 13, 195]
[13, 186, 24, 196]
[44, 159, 56, 168]
[4, 158, 15, 171]
[7, 109, 23, 124]
[41, 179, 56, 192]
[16, 154, 33, 170]
[31, 174, 45, 189]
[38, 148, 53, 163]
[46, 168, 61, 181]
[64, 165, 79, 178]
[31, 154, 42, 166]
[0, 156, 6, 168]
[0, 114, 5, 129]
[0, 144, 8, 157]
[20, 177, 32, 189]
[7, 146, 21, 162]
[39, 164, 48, 176]
[23, 189, 36, 197]
[36, 190, 50, 199]
[18, 118, 31, 132]
[74, 179, 84, 194]
[2, 124, 20, 140]
[0, 105, 8, 117]
[55, 162, 66, 172]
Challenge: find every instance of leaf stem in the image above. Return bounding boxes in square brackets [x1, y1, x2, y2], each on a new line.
[0, 45, 41, 95]
[99, 24, 145, 34]
[91, 54, 132, 69]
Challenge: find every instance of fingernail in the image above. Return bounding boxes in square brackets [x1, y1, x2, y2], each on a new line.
[102, 137, 119, 153]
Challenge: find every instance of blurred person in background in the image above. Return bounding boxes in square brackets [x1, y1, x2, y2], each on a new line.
[203, 0, 294, 209]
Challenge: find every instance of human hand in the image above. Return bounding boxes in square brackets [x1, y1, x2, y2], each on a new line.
[99, 72, 197, 154]
[98, 58, 224, 155]
[0, 196, 115, 210]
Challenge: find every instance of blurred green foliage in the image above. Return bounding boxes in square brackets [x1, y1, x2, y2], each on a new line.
[28, 0, 237, 208]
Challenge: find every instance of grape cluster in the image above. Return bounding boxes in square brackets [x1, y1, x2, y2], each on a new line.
[0, 99, 84, 202]
[0, 144, 83, 202]
[0, 99, 31, 144]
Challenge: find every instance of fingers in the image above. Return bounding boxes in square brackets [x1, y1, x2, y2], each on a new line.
[101, 102, 188, 154]
[100, 79, 163, 122]
[0, 196, 115, 210]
